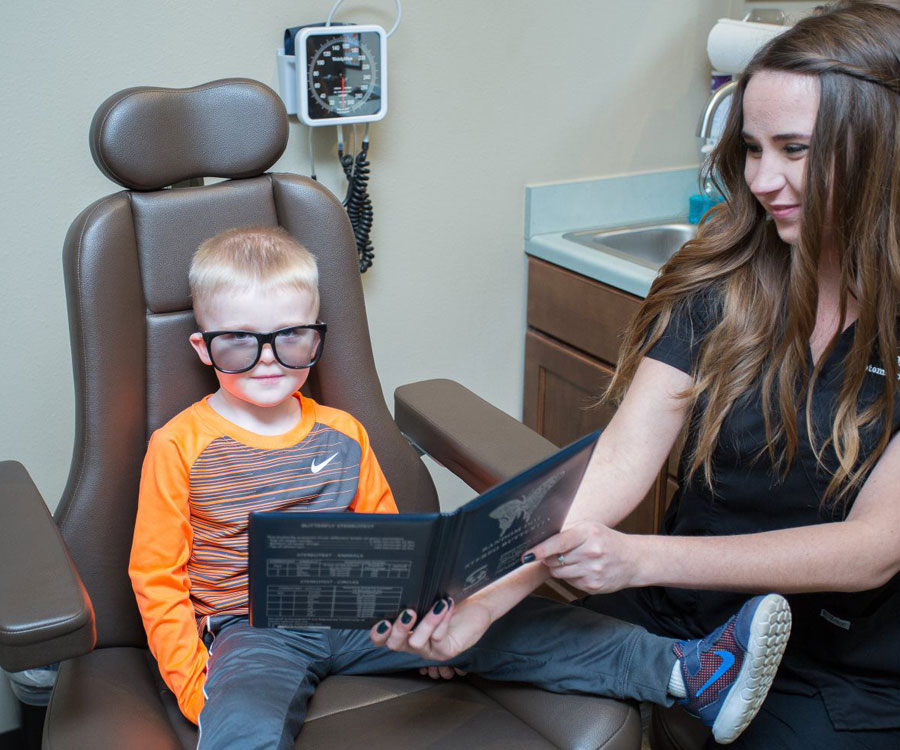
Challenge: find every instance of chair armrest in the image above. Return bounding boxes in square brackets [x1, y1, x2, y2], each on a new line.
[534, 579, 582, 604]
[394, 379, 557, 493]
[0, 461, 95, 672]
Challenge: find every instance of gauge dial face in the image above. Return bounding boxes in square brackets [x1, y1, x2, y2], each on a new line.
[305, 31, 382, 119]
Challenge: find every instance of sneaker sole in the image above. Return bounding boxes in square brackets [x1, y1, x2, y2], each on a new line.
[711, 594, 792, 744]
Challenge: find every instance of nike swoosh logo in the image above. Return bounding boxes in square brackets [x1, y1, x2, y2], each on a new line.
[310, 452, 339, 474]
[695, 650, 735, 697]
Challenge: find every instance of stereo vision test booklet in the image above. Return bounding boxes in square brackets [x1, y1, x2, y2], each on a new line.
[248, 430, 599, 629]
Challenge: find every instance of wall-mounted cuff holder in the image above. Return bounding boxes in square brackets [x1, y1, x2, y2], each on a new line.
[276, 49, 299, 115]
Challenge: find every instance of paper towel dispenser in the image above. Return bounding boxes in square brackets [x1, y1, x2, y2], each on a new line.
[707, 18, 788, 75]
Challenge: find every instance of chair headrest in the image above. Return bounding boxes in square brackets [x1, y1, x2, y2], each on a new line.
[89, 79, 288, 191]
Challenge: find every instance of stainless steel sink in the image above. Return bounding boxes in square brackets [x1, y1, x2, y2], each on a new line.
[562, 221, 697, 270]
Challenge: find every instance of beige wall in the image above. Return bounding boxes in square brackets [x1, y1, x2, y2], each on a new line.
[0, 0, 741, 732]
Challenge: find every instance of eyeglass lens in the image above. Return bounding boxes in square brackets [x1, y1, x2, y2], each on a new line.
[209, 328, 322, 371]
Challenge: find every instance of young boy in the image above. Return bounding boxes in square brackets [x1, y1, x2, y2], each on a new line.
[129, 226, 401, 747]
[130, 226, 790, 750]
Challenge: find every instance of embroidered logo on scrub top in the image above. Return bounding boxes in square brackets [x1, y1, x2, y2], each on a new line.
[865, 356, 900, 380]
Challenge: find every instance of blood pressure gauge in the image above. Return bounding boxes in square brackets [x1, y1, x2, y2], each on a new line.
[298, 25, 387, 127]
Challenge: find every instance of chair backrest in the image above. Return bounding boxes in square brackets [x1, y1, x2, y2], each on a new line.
[54, 79, 439, 648]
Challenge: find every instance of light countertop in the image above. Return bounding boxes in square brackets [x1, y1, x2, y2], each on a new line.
[524, 168, 700, 298]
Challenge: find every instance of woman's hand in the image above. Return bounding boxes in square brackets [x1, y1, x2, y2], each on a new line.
[418, 665, 468, 680]
[527, 521, 643, 594]
[369, 597, 492, 662]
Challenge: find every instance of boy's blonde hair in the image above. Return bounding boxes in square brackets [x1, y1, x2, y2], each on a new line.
[190, 226, 319, 324]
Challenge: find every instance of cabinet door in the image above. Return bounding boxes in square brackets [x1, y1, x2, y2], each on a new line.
[523, 330, 660, 535]
[527, 258, 641, 364]
[523, 329, 614, 446]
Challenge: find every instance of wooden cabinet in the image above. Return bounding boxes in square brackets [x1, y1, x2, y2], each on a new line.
[523, 257, 675, 535]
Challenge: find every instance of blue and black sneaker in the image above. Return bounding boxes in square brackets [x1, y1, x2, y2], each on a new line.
[673, 593, 791, 744]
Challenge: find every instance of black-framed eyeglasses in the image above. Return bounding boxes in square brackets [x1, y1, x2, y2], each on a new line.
[201, 323, 327, 374]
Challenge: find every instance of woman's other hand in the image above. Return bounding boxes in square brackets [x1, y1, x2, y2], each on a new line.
[527, 521, 642, 594]
[369, 597, 491, 662]
[418, 665, 468, 680]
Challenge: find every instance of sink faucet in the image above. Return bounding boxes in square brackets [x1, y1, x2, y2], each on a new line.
[696, 80, 737, 201]
[696, 80, 737, 139]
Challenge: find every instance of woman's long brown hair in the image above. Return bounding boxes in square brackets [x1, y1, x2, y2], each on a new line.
[608, 1, 900, 510]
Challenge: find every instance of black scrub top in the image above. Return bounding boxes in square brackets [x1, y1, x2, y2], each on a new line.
[645, 292, 900, 731]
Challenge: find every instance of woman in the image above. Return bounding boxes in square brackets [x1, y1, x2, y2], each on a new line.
[373, 2, 900, 747]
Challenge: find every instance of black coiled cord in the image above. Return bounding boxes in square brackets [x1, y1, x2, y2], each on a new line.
[340, 139, 375, 273]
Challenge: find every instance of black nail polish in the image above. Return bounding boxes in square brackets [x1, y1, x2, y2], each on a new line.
[522, 553, 536, 564]
[400, 610, 413, 625]
[433, 599, 446, 615]
[376, 621, 389, 634]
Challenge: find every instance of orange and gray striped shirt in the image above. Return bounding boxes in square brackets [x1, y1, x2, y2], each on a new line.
[128, 393, 397, 724]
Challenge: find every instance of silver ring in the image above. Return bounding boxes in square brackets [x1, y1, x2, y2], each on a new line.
[557, 554, 566, 565]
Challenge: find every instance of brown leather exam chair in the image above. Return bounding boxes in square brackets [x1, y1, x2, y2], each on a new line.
[0, 80, 640, 749]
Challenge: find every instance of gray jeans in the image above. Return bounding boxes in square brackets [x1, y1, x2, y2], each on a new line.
[197, 595, 677, 750]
